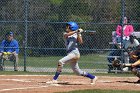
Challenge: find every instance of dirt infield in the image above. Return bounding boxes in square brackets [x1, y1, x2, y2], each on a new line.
[0, 75, 140, 93]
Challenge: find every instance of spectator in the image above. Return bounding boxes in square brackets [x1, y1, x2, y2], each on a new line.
[124, 34, 140, 50]
[123, 34, 140, 71]
[107, 17, 135, 72]
[115, 17, 134, 45]
[0, 32, 19, 71]
[107, 41, 122, 72]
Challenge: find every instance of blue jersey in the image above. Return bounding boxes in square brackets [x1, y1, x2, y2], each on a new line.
[0, 39, 19, 54]
[65, 33, 78, 53]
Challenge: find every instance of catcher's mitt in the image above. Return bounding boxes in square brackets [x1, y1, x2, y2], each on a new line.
[112, 59, 121, 67]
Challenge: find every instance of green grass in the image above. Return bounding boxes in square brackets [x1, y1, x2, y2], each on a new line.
[0, 71, 135, 77]
[0, 71, 50, 75]
[57, 89, 140, 93]
[17, 53, 108, 69]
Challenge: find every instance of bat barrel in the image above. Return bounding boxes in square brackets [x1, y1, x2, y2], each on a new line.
[84, 30, 96, 33]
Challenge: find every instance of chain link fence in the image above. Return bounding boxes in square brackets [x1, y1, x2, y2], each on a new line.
[0, 0, 140, 73]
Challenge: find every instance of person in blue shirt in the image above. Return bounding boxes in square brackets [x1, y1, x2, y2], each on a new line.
[0, 32, 19, 71]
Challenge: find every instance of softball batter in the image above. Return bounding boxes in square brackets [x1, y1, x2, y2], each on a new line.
[47, 21, 97, 84]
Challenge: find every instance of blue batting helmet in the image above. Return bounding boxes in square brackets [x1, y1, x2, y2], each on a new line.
[67, 21, 79, 31]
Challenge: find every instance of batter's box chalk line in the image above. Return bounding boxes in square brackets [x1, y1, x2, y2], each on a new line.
[98, 80, 113, 83]
[0, 79, 31, 82]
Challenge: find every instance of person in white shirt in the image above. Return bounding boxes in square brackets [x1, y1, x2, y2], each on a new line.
[123, 34, 140, 71]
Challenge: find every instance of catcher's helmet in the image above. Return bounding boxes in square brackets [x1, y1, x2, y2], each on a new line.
[67, 21, 79, 31]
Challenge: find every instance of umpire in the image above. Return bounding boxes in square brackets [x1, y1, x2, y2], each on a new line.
[0, 32, 19, 71]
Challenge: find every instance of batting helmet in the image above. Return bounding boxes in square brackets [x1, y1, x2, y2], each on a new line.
[67, 21, 79, 31]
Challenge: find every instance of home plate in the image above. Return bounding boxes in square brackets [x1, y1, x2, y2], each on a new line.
[98, 80, 112, 83]
[49, 84, 62, 86]
[39, 81, 69, 85]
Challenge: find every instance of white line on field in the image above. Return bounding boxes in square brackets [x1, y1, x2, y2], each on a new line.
[0, 86, 48, 92]
[98, 80, 112, 83]
[0, 75, 73, 77]
[0, 75, 50, 76]
[0, 79, 31, 82]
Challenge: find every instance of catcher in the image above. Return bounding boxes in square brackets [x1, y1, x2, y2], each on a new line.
[130, 46, 140, 83]
[112, 45, 140, 83]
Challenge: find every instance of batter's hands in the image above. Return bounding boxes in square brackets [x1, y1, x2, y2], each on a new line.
[77, 28, 83, 34]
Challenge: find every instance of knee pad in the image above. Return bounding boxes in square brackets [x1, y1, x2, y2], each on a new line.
[56, 61, 63, 72]
[133, 68, 140, 78]
[73, 55, 80, 60]
[80, 71, 87, 77]
[136, 69, 140, 78]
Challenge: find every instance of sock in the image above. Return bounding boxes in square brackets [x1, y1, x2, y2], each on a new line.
[86, 73, 95, 79]
[53, 72, 60, 80]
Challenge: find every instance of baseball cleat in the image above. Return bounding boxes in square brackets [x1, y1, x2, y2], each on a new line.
[90, 76, 98, 85]
[46, 80, 58, 84]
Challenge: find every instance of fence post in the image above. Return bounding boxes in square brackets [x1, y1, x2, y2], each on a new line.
[120, 0, 126, 64]
[23, 0, 29, 71]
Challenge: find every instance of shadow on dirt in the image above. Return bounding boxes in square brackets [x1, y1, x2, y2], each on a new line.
[116, 80, 140, 84]
[39, 81, 83, 85]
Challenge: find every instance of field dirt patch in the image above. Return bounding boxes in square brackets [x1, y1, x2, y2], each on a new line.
[0, 75, 139, 93]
